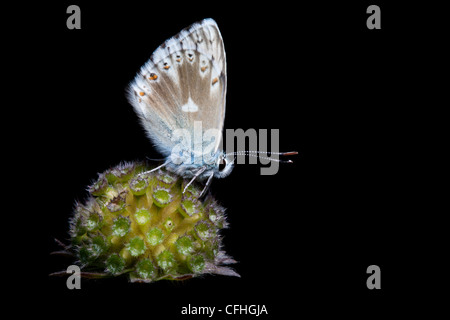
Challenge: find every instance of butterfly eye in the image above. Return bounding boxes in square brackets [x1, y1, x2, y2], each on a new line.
[218, 158, 227, 172]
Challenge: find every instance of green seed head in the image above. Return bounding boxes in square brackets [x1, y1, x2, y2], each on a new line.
[65, 161, 238, 282]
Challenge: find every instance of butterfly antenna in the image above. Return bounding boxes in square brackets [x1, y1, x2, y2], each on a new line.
[145, 156, 166, 161]
[226, 151, 298, 164]
[245, 153, 293, 164]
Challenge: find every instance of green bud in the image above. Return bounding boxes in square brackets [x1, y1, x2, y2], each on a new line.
[127, 237, 146, 257]
[89, 174, 108, 196]
[203, 239, 220, 260]
[136, 258, 156, 279]
[164, 217, 175, 232]
[106, 253, 125, 274]
[181, 180, 202, 197]
[188, 254, 205, 273]
[179, 195, 199, 218]
[157, 250, 176, 272]
[134, 208, 151, 225]
[78, 246, 91, 264]
[156, 169, 177, 187]
[195, 221, 216, 241]
[175, 236, 194, 256]
[86, 212, 102, 231]
[146, 227, 164, 246]
[129, 176, 148, 196]
[152, 184, 173, 207]
[85, 235, 108, 259]
[106, 195, 126, 214]
[206, 204, 227, 228]
[110, 162, 135, 182]
[71, 217, 87, 237]
[112, 216, 130, 237]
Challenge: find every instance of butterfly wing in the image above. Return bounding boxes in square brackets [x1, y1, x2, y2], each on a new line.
[127, 18, 226, 162]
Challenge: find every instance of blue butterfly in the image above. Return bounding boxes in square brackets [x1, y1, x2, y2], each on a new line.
[128, 19, 295, 196]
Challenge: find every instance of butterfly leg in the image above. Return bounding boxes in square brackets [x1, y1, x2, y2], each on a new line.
[199, 172, 214, 198]
[183, 166, 206, 193]
[138, 162, 167, 177]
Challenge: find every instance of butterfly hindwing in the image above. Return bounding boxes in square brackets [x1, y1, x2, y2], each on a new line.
[128, 19, 226, 159]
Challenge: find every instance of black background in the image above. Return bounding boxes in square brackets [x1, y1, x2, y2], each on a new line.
[10, 1, 445, 318]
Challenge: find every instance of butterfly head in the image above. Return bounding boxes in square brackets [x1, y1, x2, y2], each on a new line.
[213, 151, 234, 178]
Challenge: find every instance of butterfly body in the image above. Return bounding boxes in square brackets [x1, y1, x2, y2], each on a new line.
[166, 150, 233, 179]
[127, 19, 233, 192]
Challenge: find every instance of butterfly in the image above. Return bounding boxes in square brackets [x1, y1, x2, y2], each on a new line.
[127, 19, 296, 196]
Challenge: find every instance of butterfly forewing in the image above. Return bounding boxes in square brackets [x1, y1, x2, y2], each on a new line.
[128, 19, 227, 160]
